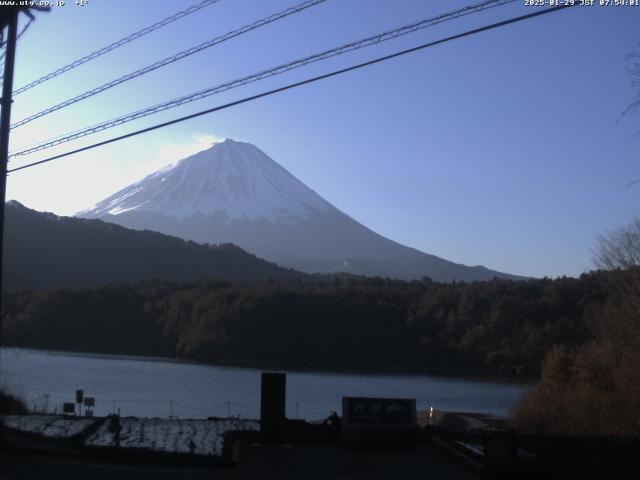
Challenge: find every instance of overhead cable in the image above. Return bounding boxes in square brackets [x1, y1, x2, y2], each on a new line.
[13, 0, 222, 96]
[10, 0, 515, 154]
[10, 0, 328, 129]
[8, 4, 576, 174]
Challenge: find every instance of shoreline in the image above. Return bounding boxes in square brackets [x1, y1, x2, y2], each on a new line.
[0, 346, 538, 384]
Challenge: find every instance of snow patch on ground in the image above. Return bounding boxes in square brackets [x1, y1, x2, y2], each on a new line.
[3, 415, 258, 457]
[86, 417, 258, 456]
[1, 415, 94, 438]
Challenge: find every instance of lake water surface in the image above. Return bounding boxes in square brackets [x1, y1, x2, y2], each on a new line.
[1, 348, 532, 419]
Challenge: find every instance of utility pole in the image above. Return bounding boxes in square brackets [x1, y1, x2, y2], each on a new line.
[0, 9, 19, 347]
[0, 5, 48, 362]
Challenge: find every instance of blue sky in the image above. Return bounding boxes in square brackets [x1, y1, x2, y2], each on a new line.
[5, 0, 639, 278]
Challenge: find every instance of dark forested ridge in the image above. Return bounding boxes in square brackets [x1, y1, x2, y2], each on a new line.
[2, 201, 305, 289]
[2, 271, 615, 375]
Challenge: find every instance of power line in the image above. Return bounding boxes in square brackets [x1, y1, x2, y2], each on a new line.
[9, 0, 515, 157]
[16, 16, 33, 41]
[12, 0, 222, 96]
[10, 0, 328, 130]
[7, 4, 575, 174]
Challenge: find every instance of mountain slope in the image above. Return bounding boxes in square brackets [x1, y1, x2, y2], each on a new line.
[80, 139, 522, 282]
[3, 201, 304, 290]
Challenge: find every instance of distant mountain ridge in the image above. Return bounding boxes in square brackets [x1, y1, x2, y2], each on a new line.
[3, 201, 304, 290]
[79, 138, 523, 282]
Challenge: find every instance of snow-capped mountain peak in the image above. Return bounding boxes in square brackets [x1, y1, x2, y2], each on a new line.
[81, 139, 332, 223]
[79, 137, 522, 282]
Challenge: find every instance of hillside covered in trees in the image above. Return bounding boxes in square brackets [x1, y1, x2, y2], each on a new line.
[2, 201, 305, 290]
[512, 220, 640, 437]
[1, 271, 616, 374]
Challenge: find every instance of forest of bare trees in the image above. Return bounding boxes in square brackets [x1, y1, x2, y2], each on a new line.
[513, 218, 640, 437]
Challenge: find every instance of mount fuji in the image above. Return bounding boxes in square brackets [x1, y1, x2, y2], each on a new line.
[79, 139, 520, 281]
